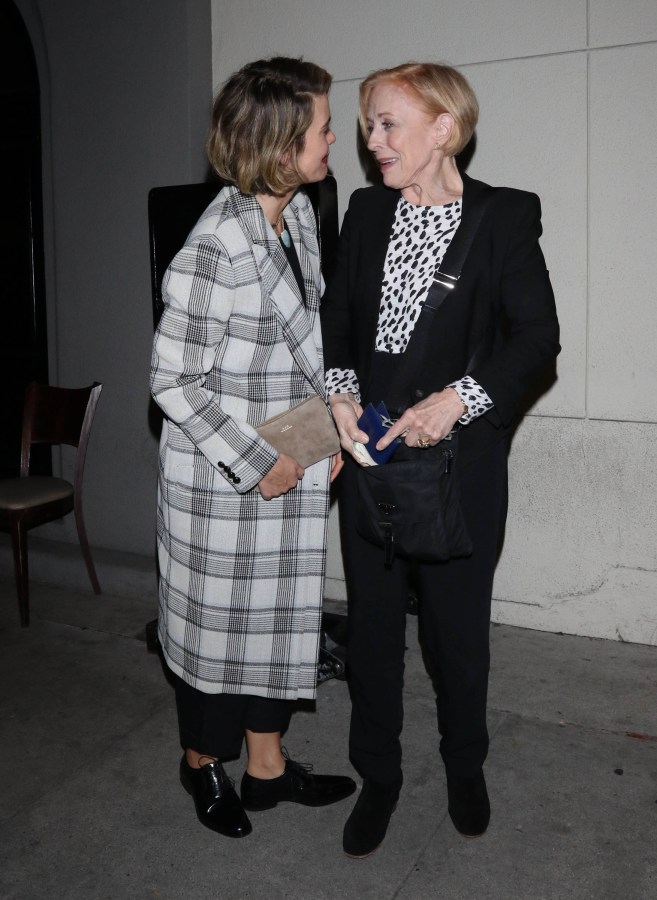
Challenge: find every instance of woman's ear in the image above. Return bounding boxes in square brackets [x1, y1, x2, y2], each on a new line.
[433, 112, 455, 146]
[280, 149, 292, 169]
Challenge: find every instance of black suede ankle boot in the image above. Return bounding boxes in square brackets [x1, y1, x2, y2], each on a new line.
[342, 776, 402, 858]
[446, 769, 490, 837]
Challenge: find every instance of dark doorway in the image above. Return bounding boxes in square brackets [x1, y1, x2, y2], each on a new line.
[0, 0, 49, 476]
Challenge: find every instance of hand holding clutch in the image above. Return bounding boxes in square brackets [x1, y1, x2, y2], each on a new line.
[256, 395, 340, 468]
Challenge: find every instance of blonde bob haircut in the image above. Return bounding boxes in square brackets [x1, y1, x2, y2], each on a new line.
[359, 62, 478, 158]
[208, 56, 332, 197]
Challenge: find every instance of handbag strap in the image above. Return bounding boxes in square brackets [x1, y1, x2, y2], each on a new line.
[386, 185, 496, 415]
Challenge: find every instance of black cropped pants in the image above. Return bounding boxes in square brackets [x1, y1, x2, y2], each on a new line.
[174, 676, 294, 759]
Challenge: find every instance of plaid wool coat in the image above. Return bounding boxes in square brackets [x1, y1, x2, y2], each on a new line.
[150, 186, 331, 700]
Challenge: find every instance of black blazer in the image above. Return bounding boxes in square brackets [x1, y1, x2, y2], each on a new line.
[321, 173, 561, 466]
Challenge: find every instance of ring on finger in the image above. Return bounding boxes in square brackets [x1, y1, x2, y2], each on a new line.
[417, 437, 431, 449]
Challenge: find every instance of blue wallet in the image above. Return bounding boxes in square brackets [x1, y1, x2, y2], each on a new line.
[356, 402, 401, 465]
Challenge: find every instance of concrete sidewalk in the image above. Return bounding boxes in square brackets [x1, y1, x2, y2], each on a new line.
[0, 573, 655, 899]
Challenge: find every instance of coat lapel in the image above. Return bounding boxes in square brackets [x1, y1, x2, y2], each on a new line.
[226, 188, 325, 397]
[287, 194, 323, 314]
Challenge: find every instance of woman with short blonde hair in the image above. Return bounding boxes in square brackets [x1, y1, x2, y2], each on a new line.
[322, 61, 559, 858]
[358, 62, 478, 157]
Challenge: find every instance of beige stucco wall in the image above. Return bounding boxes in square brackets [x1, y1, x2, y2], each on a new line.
[5, 1, 656, 647]
[211, 0, 657, 645]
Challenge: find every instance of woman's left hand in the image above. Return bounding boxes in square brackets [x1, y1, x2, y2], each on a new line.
[376, 388, 465, 450]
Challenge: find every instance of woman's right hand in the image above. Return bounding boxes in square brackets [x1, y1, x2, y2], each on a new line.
[328, 393, 368, 463]
[258, 453, 304, 500]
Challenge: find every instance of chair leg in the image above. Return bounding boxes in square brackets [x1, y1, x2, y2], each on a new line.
[10, 522, 30, 627]
[74, 497, 101, 594]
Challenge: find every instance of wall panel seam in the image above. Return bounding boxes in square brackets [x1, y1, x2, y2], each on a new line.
[330, 41, 657, 86]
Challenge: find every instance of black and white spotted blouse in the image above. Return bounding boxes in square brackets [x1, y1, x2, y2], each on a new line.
[325, 197, 493, 425]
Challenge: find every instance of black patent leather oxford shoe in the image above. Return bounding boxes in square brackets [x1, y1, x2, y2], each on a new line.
[241, 758, 356, 811]
[180, 756, 252, 838]
[446, 769, 490, 837]
[342, 777, 402, 858]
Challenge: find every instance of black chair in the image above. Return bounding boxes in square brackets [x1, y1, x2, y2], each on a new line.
[146, 177, 345, 681]
[147, 176, 339, 327]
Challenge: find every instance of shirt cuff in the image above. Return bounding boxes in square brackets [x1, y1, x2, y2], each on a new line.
[325, 368, 361, 403]
[447, 375, 494, 426]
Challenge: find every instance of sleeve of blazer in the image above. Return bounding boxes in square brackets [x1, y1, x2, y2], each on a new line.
[150, 234, 278, 493]
[469, 191, 560, 426]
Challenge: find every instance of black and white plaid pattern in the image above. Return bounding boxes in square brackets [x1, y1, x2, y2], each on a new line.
[150, 187, 330, 700]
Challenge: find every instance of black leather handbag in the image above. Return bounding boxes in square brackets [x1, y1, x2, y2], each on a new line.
[355, 187, 495, 568]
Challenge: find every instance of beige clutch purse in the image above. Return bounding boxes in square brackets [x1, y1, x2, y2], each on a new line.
[255, 394, 340, 468]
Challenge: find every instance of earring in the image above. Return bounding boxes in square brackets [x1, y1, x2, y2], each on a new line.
[434, 142, 442, 150]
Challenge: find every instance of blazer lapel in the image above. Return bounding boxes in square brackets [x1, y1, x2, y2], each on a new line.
[460, 172, 490, 226]
[361, 187, 400, 352]
[357, 178, 491, 393]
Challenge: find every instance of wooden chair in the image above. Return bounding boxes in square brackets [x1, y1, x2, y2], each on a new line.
[0, 381, 103, 626]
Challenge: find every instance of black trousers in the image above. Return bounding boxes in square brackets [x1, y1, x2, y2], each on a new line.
[174, 675, 294, 759]
[338, 436, 509, 783]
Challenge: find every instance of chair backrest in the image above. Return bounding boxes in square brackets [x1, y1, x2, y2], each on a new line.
[147, 176, 339, 327]
[20, 382, 103, 481]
